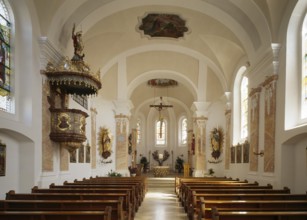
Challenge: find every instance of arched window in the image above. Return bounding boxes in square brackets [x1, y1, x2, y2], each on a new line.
[302, 16, 307, 119]
[136, 118, 141, 144]
[240, 76, 248, 139]
[155, 119, 167, 146]
[179, 116, 187, 146]
[0, 0, 13, 113]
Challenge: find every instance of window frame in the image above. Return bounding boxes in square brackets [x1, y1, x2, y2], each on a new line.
[240, 76, 248, 139]
[0, 0, 13, 114]
[178, 116, 188, 146]
[155, 118, 167, 146]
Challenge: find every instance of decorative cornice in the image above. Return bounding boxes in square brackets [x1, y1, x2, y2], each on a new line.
[115, 114, 130, 119]
[261, 74, 279, 87]
[249, 87, 262, 97]
[225, 109, 231, 115]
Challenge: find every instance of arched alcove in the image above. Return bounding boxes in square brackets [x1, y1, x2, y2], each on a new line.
[0, 129, 35, 198]
[281, 133, 307, 193]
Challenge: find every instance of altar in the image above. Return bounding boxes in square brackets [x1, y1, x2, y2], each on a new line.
[152, 166, 170, 177]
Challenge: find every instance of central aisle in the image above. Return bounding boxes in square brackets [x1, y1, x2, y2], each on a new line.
[134, 177, 188, 220]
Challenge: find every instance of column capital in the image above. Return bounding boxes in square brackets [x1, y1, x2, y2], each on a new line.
[221, 92, 232, 111]
[113, 99, 134, 116]
[191, 101, 210, 118]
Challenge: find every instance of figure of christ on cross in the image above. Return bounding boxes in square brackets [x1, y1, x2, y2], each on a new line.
[150, 97, 173, 138]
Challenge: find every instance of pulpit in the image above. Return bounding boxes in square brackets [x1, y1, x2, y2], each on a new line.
[152, 166, 169, 177]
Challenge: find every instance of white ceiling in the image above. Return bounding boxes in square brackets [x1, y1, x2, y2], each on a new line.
[33, 0, 293, 118]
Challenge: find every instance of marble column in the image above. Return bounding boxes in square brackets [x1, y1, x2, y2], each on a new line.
[223, 92, 232, 170]
[90, 108, 97, 169]
[191, 101, 210, 177]
[194, 117, 207, 176]
[249, 87, 262, 172]
[187, 129, 194, 166]
[225, 109, 231, 170]
[263, 75, 278, 172]
[42, 81, 54, 172]
[115, 114, 129, 174]
[131, 128, 137, 167]
[113, 100, 133, 175]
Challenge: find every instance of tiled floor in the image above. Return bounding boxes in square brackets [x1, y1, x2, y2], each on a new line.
[134, 176, 188, 220]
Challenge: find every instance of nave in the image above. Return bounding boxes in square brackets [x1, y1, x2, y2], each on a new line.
[134, 177, 187, 220]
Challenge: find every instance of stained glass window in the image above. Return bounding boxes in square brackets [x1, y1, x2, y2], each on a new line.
[304, 33, 307, 101]
[241, 76, 248, 139]
[180, 117, 187, 145]
[302, 25, 307, 119]
[0, 0, 12, 113]
[136, 118, 141, 144]
[156, 119, 166, 145]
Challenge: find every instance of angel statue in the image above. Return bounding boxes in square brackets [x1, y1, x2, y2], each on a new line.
[72, 23, 85, 61]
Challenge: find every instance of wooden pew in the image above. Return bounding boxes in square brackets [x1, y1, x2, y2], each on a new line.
[198, 198, 307, 220]
[183, 184, 279, 210]
[180, 182, 264, 204]
[50, 183, 141, 208]
[188, 193, 307, 219]
[0, 199, 124, 220]
[6, 190, 132, 220]
[208, 206, 307, 220]
[32, 186, 138, 213]
[175, 176, 233, 194]
[187, 188, 292, 219]
[0, 208, 112, 220]
[65, 177, 146, 202]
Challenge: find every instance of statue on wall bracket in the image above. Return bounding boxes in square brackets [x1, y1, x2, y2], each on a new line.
[98, 127, 112, 159]
[208, 127, 224, 163]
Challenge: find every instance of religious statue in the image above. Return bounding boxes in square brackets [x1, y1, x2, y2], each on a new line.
[210, 127, 224, 160]
[98, 127, 112, 159]
[72, 23, 84, 61]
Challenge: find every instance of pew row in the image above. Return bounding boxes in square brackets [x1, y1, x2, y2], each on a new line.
[32, 186, 138, 213]
[198, 197, 307, 220]
[0, 199, 125, 220]
[184, 185, 287, 212]
[6, 190, 132, 220]
[0, 209, 112, 220]
[207, 207, 307, 220]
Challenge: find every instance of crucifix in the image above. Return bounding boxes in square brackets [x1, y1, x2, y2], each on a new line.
[150, 97, 173, 137]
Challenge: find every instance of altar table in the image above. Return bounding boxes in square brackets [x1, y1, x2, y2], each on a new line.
[152, 166, 169, 177]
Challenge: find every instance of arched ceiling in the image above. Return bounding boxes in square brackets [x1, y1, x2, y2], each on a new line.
[32, 0, 294, 117]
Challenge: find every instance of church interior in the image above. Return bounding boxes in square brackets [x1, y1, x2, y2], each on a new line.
[0, 0, 307, 219]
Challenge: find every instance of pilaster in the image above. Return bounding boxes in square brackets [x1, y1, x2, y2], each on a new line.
[90, 108, 98, 169]
[115, 114, 130, 175]
[191, 101, 210, 177]
[249, 87, 262, 172]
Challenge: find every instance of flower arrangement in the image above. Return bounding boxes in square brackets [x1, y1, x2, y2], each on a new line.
[140, 156, 149, 173]
[175, 156, 184, 173]
[107, 170, 122, 177]
[128, 166, 137, 174]
[208, 168, 215, 175]
[152, 150, 170, 166]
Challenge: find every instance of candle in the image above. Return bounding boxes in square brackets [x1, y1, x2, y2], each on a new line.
[159, 153, 163, 159]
